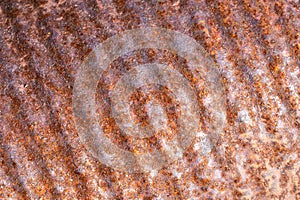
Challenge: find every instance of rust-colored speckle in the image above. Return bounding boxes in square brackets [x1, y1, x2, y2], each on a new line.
[1, 0, 299, 199]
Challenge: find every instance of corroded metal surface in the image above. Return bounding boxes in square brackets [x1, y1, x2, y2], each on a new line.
[0, 0, 299, 199]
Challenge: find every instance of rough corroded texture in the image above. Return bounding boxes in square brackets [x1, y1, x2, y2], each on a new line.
[0, 0, 299, 199]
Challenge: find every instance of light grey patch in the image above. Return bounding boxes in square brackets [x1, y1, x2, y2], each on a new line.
[146, 99, 168, 132]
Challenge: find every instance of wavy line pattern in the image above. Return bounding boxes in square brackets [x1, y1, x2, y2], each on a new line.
[0, 0, 299, 199]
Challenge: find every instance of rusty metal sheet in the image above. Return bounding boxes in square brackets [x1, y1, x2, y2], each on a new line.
[0, 0, 299, 199]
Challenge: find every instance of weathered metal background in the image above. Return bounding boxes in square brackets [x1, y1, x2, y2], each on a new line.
[0, 0, 299, 199]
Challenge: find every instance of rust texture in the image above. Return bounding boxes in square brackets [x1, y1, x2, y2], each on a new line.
[0, 0, 299, 199]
